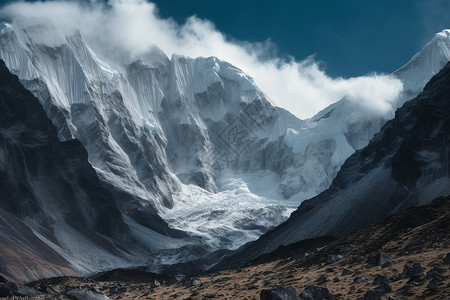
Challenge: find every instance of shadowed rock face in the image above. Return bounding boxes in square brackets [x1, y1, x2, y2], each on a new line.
[0, 60, 130, 281]
[0, 59, 127, 238]
[216, 62, 450, 270]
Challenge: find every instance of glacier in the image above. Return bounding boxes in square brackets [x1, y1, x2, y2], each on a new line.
[0, 16, 449, 272]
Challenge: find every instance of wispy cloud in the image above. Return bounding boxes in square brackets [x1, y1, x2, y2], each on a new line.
[0, 0, 403, 119]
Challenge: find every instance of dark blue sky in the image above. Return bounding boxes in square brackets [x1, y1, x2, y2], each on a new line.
[152, 0, 450, 78]
[1, 0, 449, 78]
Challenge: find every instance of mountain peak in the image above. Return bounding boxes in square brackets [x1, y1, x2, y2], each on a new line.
[435, 29, 450, 39]
[393, 29, 450, 93]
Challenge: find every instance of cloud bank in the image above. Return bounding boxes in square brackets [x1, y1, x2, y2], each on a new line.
[0, 0, 403, 119]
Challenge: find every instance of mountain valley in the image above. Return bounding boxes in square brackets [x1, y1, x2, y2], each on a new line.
[0, 3, 449, 299]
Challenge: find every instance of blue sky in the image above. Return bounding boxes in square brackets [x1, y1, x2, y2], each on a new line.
[0, 0, 447, 117]
[152, 0, 450, 77]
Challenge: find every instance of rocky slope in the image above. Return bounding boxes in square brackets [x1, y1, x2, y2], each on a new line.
[146, 194, 450, 299]
[216, 61, 450, 270]
[9, 194, 449, 299]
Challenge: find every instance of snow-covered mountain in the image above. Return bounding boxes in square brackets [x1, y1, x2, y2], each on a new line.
[0, 19, 309, 259]
[394, 29, 450, 93]
[0, 15, 449, 277]
[281, 28, 450, 208]
[306, 29, 450, 160]
[0, 18, 355, 251]
[0, 58, 211, 281]
[216, 61, 450, 270]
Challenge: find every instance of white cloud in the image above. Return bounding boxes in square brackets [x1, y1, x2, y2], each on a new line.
[0, 0, 403, 119]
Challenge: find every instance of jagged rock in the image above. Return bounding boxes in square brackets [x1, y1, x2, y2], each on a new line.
[374, 282, 392, 294]
[0, 284, 14, 297]
[390, 273, 406, 282]
[175, 274, 185, 282]
[366, 252, 392, 266]
[338, 245, 353, 254]
[66, 289, 110, 300]
[91, 284, 102, 294]
[185, 278, 201, 288]
[109, 286, 127, 295]
[299, 285, 335, 300]
[325, 268, 335, 273]
[391, 263, 426, 283]
[354, 276, 366, 284]
[260, 286, 299, 300]
[341, 269, 353, 276]
[153, 279, 161, 287]
[425, 266, 446, 283]
[372, 275, 391, 285]
[5, 282, 18, 293]
[44, 285, 59, 295]
[326, 254, 342, 264]
[16, 286, 40, 297]
[170, 292, 183, 298]
[427, 281, 438, 291]
[381, 260, 395, 268]
[316, 275, 330, 284]
[444, 253, 450, 264]
[403, 263, 425, 278]
[0, 280, 21, 298]
[406, 278, 420, 286]
[427, 278, 442, 291]
[360, 290, 382, 300]
[426, 271, 444, 280]
[429, 266, 446, 274]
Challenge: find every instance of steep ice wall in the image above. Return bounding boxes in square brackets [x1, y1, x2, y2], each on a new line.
[0, 19, 318, 210]
[394, 29, 450, 93]
[0, 20, 179, 214]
